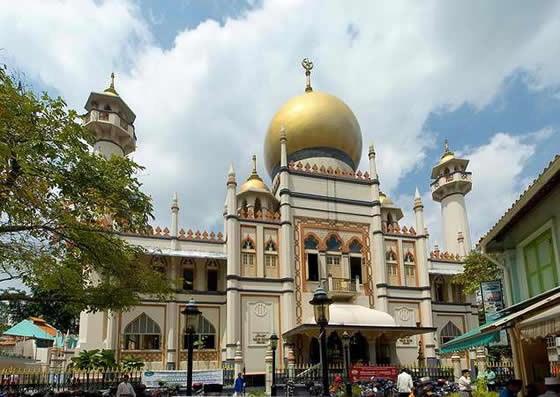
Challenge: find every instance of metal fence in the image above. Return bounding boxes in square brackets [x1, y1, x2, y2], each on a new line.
[0, 369, 142, 393]
[276, 362, 454, 385]
[487, 361, 515, 384]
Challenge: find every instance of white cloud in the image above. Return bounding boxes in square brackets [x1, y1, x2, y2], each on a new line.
[2, 0, 560, 232]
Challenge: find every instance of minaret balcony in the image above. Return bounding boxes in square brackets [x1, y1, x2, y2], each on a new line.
[84, 109, 137, 142]
[431, 171, 472, 201]
[325, 275, 361, 300]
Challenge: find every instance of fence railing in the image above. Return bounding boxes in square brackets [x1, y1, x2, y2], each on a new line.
[276, 362, 454, 384]
[487, 361, 515, 384]
[0, 369, 142, 392]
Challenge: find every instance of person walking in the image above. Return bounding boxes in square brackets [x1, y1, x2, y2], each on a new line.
[397, 369, 414, 397]
[234, 372, 245, 397]
[486, 368, 497, 392]
[499, 379, 523, 397]
[458, 369, 472, 397]
[116, 374, 136, 397]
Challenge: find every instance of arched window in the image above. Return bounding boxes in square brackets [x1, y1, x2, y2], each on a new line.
[385, 250, 397, 261]
[440, 321, 462, 344]
[124, 313, 161, 350]
[254, 198, 262, 217]
[304, 236, 319, 281]
[326, 235, 342, 251]
[386, 248, 399, 285]
[181, 258, 195, 291]
[349, 240, 362, 253]
[350, 332, 370, 364]
[304, 236, 318, 250]
[444, 167, 450, 174]
[349, 240, 363, 283]
[309, 338, 320, 364]
[326, 235, 342, 278]
[264, 239, 278, 278]
[404, 251, 416, 286]
[241, 237, 256, 277]
[184, 315, 216, 350]
[241, 199, 248, 217]
[434, 276, 445, 302]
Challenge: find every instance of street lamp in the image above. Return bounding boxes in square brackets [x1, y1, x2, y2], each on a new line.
[341, 331, 352, 397]
[270, 332, 279, 397]
[182, 299, 201, 396]
[309, 287, 333, 397]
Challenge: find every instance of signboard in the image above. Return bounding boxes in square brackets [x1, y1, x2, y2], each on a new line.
[480, 280, 508, 346]
[142, 370, 223, 388]
[349, 366, 398, 381]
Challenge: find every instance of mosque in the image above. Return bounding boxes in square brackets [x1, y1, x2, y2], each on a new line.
[77, 60, 478, 373]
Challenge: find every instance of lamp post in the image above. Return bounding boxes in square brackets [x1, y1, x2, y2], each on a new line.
[309, 287, 333, 397]
[341, 331, 352, 397]
[270, 332, 279, 396]
[182, 299, 201, 396]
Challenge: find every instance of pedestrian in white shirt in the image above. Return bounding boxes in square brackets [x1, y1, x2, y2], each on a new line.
[116, 375, 136, 397]
[397, 369, 414, 397]
[538, 377, 560, 397]
[458, 369, 472, 397]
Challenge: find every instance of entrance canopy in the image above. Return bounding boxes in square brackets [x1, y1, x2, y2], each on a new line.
[439, 322, 501, 354]
[283, 303, 435, 341]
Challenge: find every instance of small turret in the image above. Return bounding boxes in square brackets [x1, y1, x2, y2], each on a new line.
[83, 73, 136, 158]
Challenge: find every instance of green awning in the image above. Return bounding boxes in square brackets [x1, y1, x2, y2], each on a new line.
[440, 321, 501, 354]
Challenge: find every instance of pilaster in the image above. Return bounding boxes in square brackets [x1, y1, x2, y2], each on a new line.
[369, 143, 386, 311]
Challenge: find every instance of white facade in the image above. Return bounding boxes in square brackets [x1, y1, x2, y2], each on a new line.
[78, 72, 478, 373]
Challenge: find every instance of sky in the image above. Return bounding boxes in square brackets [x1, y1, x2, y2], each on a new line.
[1, 0, 560, 251]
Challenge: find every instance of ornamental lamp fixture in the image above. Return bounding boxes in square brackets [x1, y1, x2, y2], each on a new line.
[182, 298, 202, 333]
[309, 287, 333, 327]
[269, 332, 279, 350]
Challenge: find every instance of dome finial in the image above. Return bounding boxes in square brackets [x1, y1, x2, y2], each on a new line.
[444, 138, 449, 153]
[251, 154, 257, 174]
[301, 58, 313, 92]
[104, 72, 119, 95]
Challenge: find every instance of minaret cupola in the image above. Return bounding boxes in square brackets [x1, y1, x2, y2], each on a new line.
[83, 73, 136, 157]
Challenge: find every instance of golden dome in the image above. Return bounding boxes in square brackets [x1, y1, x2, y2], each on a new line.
[438, 139, 455, 164]
[264, 90, 363, 177]
[239, 155, 271, 193]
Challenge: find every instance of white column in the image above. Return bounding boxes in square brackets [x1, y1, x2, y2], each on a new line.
[234, 341, 243, 375]
[414, 188, 436, 360]
[226, 165, 241, 361]
[452, 354, 462, 381]
[278, 126, 296, 333]
[369, 143, 387, 311]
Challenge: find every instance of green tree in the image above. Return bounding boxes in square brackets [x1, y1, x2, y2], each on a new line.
[5, 287, 79, 333]
[453, 251, 501, 294]
[0, 65, 170, 312]
[0, 302, 10, 333]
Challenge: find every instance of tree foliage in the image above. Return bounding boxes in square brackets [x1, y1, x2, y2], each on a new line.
[453, 251, 501, 294]
[5, 287, 80, 333]
[0, 65, 170, 312]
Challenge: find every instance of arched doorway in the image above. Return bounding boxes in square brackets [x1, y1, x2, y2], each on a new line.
[350, 332, 369, 364]
[309, 337, 320, 364]
[327, 332, 344, 362]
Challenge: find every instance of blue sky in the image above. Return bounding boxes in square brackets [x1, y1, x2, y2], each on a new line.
[1, 0, 559, 251]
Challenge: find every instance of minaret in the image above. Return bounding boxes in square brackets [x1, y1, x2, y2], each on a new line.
[83, 73, 136, 158]
[431, 140, 472, 255]
[78, 73, 137, 353]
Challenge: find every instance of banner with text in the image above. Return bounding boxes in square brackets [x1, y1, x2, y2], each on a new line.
[142, 370, 223, 387]
[349, 366, 399, 381]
